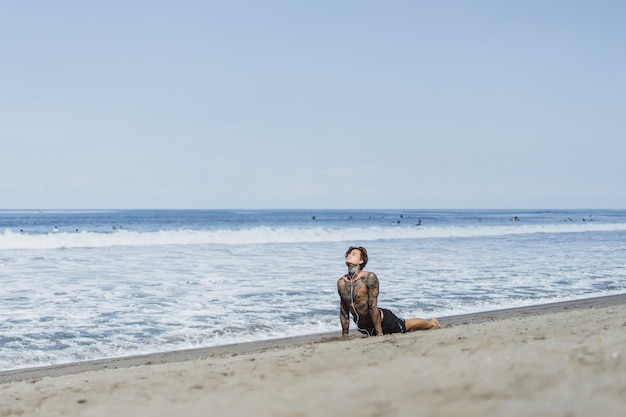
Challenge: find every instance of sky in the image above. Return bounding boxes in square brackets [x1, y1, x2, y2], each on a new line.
[2, 1, 625, 209]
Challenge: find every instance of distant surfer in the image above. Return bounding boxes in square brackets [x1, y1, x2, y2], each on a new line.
[337, 246, 441, 337]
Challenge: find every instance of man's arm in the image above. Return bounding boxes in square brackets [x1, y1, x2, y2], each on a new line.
[339, 299, 350, 336]
[364, 272, 383, 336]
[338, 280, 350, 336]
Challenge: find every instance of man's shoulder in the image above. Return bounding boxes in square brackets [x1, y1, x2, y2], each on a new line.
[361, 271, 379, 284]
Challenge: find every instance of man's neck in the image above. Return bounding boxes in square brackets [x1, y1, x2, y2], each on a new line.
[344, 271, 362, 282]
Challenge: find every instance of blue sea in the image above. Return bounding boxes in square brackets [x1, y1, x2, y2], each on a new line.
[1, 209, 625, 371]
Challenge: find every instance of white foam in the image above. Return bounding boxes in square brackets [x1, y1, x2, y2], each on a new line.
[2, 222, 626, 251]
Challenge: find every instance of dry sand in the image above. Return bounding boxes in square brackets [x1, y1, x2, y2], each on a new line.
[2, 294, 626, 417]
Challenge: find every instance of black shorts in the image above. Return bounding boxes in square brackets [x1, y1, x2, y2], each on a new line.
[357, 308, 406, 336]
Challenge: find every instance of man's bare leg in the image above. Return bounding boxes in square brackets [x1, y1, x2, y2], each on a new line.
[405, 318, 441, 331]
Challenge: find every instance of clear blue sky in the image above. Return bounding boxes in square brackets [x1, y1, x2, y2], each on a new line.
[2, 1, 625, 209]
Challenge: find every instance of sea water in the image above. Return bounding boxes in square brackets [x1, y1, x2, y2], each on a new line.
[1, 209, 625, 371]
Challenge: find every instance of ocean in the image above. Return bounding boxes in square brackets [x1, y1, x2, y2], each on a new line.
[1, 209, 625, 371]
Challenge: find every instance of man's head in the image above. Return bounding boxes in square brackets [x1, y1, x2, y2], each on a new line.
[345, 246, 368, 269]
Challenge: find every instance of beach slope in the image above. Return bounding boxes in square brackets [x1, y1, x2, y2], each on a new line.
[2, 296, 626, 417]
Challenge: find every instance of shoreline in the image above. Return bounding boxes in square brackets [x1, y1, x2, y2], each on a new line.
[3, 293, 626, 416]
[3, 292, 625, 384]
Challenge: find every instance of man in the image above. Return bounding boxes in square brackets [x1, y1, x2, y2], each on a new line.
[338, 246, 441, 336]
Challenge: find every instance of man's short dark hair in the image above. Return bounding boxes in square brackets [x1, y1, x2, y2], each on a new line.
[346, 246, 368, 269]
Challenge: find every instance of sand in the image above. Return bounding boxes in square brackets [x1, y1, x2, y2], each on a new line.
[2, 294, 626, 417]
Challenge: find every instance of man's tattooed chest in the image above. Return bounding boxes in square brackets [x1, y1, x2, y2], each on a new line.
[341, 281, 367, 303]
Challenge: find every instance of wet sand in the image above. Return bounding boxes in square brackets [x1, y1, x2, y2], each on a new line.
[2, 293, 626, 416]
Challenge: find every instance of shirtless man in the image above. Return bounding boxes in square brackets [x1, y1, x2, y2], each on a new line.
[338, 246, 441, 336]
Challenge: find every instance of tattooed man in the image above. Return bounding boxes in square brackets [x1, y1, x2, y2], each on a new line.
[338, 246, 441, 336]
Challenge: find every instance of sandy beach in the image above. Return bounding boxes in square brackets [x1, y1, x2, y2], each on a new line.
[2, 294, 626, 417]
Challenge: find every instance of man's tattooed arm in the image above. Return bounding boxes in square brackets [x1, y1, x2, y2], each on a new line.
[338, 280, 350, 336]
[364, 272, 383, 336]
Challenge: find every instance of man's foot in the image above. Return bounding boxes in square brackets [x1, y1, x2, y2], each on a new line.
[429, 318, 441, 329]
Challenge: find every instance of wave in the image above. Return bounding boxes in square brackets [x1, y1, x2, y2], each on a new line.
[2, 222, 626, 251]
